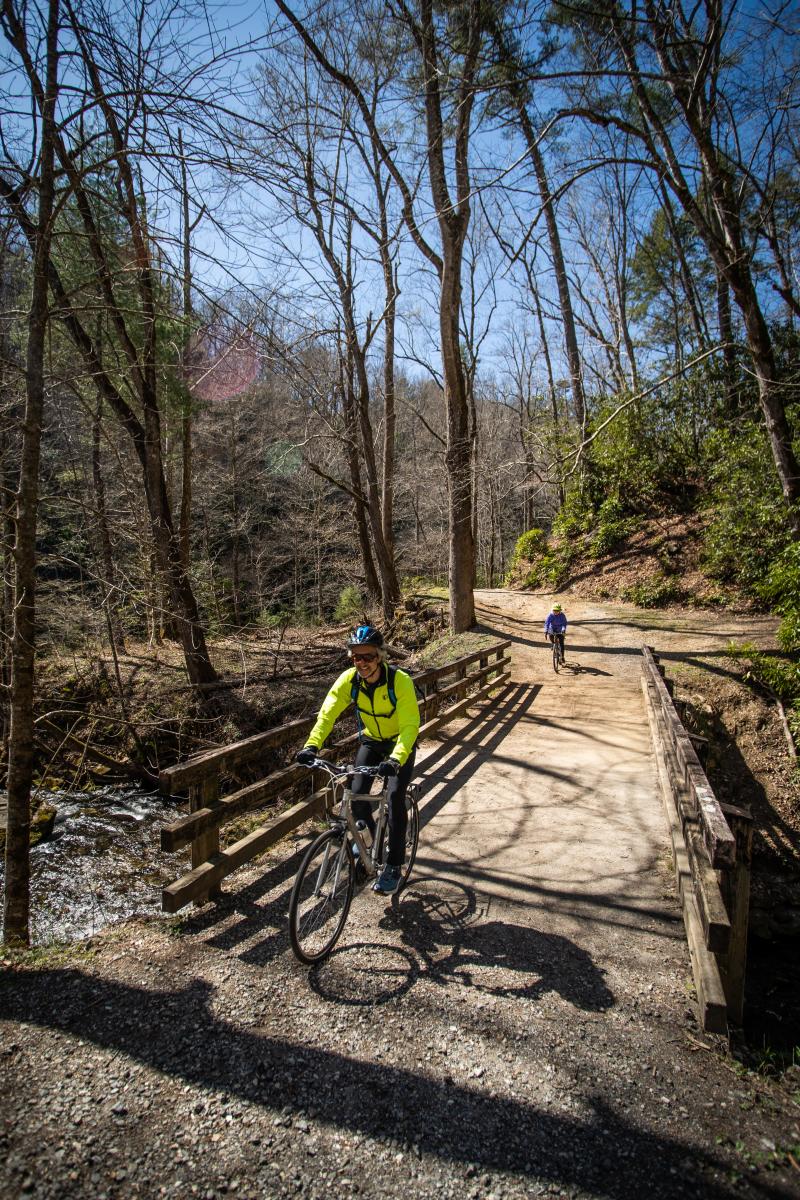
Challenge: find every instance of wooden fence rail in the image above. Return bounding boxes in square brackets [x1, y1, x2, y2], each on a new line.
[159, 641, 512, 913]
[641, 645, 752, 1035]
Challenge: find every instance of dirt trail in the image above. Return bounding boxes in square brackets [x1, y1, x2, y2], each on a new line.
[1, 593, 798, 1200]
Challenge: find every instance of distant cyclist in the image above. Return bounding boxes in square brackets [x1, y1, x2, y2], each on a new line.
[296, 625, 420, 895]
[544, 602, 568, 648]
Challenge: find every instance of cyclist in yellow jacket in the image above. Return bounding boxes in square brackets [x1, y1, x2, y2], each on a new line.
[296, 625, 420, 895]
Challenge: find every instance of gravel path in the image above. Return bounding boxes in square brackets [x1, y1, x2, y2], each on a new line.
[1, 593, 798, 1200]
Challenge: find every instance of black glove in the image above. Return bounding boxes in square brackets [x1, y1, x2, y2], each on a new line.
[377, 758, 399, 779]
[295, 747, 318, 767]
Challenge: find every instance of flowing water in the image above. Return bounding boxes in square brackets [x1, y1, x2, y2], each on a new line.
[0, 787, 184, 945]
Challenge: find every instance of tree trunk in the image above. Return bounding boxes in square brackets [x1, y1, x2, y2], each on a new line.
[339, 354, 380, 601]
[715, 270, 737, 416]
[441, 255, 476, 630]
[517, 106, 587, 432]
[179, 129, 193, 573]
[91, 398, 126, 652]
[4, 0, 59, 947]
[728, 264, 800, 526]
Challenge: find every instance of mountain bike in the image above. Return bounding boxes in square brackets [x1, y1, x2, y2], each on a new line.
[288, 758, 420, 965]
[550, 632, 565, 672]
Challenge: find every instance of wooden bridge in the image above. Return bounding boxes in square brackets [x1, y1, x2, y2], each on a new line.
[158, 595, 752, 1035]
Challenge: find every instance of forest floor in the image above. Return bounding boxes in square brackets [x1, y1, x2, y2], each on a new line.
[1, 591, 799, 1200]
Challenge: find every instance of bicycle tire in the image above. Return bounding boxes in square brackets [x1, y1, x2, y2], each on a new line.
[375, 785, 420, 892]
[288, 827, 355, 964]
[552, 637, 560, 673]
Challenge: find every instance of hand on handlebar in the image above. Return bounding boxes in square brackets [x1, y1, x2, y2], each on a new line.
[295, 747, 318, 767]
[377, 758, 399, 779]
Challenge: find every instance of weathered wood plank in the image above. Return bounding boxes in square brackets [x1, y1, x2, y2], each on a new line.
[683, 888, 729, 1035]
[641, 676, 728, 1034]
[427, 657, 511, 708]
[412, 641, 511, 691]
[160, 717, 315, 793]
[685, 822, 731, 953]
[419, 672, 511, 738]
[161, 732, 360, 852]
[642, 647, 735, 868]
[162, 797, 326, 913]
[717, 809, 753, 1025]
[191, 774, 222, 904]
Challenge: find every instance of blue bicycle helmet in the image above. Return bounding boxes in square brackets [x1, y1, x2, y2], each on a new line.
[347, 624, 384, 649]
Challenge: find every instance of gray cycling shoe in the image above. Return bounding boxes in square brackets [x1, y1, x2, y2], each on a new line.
[373, 864, 402, 895]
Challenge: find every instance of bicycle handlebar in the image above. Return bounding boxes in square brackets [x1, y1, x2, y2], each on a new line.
[298, 756, 381, 781]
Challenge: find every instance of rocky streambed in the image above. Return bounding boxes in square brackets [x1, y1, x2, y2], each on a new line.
[0, 787, 181, 944]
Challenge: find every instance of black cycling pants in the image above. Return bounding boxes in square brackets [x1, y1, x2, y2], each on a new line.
[350, 738, 416, 867]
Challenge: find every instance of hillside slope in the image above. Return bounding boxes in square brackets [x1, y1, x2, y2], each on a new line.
[508, 512, 751, 611]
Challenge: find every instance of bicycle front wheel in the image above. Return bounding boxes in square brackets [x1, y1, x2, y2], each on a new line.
[288, 827, 355, 964]
[376, 785, 420, 892]
[552, 638, 560, 673]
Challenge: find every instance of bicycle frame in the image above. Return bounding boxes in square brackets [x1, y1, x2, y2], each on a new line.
[315, 760, 388, 879]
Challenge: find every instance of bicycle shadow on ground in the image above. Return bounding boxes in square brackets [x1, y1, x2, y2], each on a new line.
[0, 967, 788, 1200]
[308, 876, 615, 1014]
[556, 660, 613, 677]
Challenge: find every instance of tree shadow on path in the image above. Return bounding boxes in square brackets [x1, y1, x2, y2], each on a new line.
[0, 968, 791, 1200]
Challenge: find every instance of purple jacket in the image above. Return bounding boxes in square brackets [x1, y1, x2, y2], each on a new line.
[544, 612, 568, 635]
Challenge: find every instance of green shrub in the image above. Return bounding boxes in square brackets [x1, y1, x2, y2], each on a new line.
[758, 540, 800, 653]
[505, 527, 550, 585]
[552, 491, 595, 540]
[589, 515, 640, 559]
[702, 421, 792, 592]
[728, 642, 800, 749]
[509, 527, 547, 565]
[334, 584, 364, 621]
[621, 574, 680, 608]
[523, 552, 568, 590]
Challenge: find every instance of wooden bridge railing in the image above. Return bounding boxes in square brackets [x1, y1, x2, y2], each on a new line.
[159, 640, 512, 914]
[641, 645, 752, 1035]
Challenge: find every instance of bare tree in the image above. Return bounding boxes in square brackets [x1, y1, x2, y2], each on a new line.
[273, 0, 496, 631]
[1, 0, 60, 946]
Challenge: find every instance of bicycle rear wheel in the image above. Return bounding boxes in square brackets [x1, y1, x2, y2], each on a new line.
[288, 827, 355, 964]
[376, 785, 420, 892]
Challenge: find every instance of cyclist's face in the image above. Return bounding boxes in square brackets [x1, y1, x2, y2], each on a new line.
[352, 651, 380, 680]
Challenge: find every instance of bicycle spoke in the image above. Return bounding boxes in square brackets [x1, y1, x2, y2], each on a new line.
[289, 829, 354, 963]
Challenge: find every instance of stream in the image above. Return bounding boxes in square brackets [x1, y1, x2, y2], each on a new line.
[0, 787, 184, 945]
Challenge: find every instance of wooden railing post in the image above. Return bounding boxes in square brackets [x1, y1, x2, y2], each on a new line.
[428, 675, 440, 720]
[191, 770, 221, 904]
[717, 805, 753, 1026]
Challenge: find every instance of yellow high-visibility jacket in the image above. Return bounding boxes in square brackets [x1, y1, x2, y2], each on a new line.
[305, 665, 420, 765]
